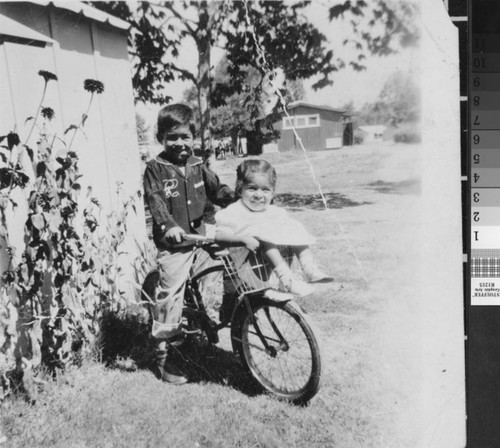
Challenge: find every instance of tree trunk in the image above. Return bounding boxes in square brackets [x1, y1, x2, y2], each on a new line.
[195, 2, 213, 153]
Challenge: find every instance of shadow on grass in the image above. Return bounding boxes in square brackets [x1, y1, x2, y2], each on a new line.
[365, 178, 421, 195]
[171, 339, 262, 398]
[98, 310, 154, 370]
[98, 311, 262, 398]
[273, 192, 371, 212]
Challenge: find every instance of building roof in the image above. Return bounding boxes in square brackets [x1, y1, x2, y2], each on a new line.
[285, 101, 347, 114]
[358, 125, 387, 134]
[29, 1, 130, 30]
[0, 12, 55, 44]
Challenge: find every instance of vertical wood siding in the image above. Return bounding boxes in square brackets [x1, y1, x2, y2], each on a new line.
[275, 105, 345, 151]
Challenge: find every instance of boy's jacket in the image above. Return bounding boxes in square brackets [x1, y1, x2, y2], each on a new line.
[144, 154, 234, 249]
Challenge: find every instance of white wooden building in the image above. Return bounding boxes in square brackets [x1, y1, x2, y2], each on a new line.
[0, 1, 147, 295]
[357, 125, 387, 143]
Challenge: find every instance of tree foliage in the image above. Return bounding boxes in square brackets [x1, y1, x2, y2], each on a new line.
[354, 72, 420, 126]
[90, 1, 419, 147]
[329, 0, 419, 70]
[213, 1, 339, 94]
[90, 1, 339, 103]
[91, 0, 419, 103]
[187, 57, 304, 145]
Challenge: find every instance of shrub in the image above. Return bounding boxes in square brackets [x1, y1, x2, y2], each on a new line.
[393, 129, 421, 143]
[0, 70, 146, 398]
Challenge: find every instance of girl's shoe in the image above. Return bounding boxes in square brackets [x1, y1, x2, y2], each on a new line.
[286, 278, 315, 296]
[301, 261, 334, 283]
[298, 251, 334, 283]
[304, 265, 343, 290]
[274, 263, 315, 297]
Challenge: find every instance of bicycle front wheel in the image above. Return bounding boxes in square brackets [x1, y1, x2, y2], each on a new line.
[231, 297, 322, 405]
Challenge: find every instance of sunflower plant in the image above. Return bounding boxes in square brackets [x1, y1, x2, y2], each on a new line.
[0, 71, 140, 397]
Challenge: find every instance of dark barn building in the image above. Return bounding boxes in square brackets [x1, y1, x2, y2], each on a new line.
[269, 102, 352, 152]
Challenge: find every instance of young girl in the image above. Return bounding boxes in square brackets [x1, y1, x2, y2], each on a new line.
[214, 159, 335, 296]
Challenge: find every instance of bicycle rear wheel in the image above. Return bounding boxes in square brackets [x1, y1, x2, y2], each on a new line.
[231, 297, 322, 405]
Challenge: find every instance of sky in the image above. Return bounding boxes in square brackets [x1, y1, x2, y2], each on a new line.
[136, 1, 419, 122]
[301, 1, 419, 109]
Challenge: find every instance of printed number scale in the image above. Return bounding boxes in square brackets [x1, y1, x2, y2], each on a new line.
[470, 32, 500, 304]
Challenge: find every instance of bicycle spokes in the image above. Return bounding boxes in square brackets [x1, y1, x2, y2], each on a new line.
[240, 304, 315, 395]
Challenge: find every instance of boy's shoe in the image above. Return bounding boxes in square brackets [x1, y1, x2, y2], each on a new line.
[161, 360, 188, 385]
[154, 350, 188, 385]
[155, 365, 188, 385]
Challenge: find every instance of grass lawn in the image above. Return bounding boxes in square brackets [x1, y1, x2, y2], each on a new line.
[2, 142, 439, 447]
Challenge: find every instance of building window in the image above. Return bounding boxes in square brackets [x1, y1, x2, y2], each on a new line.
[296, 117, 306, 127]
[282, 114, 320, 129]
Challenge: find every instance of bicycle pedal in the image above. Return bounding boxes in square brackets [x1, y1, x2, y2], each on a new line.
[182, 328, 202, 335]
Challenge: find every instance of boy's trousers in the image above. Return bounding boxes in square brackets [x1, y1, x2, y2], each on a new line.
[151, 246, 220, 341]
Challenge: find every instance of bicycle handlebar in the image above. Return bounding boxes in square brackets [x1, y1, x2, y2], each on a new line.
[183, 234, 214, 243]
[183, 233, 246, 248]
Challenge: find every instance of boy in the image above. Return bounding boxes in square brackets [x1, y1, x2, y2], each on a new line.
[143, 104, 234, 384]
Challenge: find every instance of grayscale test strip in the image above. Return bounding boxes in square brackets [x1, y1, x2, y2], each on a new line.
[467, 0, 500, 444]
[470, 2, 500, 301]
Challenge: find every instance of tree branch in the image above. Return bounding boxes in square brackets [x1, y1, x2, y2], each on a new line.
[162, 3, 197, 36]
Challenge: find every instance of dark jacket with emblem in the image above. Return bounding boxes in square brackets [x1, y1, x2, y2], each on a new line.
[144, 154, 234, 249]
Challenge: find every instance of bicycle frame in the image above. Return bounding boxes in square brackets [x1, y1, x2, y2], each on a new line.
[143, 235, 323, 403]
[185, 247, 294, 354]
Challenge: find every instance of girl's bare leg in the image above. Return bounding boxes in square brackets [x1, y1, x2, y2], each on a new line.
[289, 245, 309, 259]
[260, 242, 314, 296]
[260, 242, 286, 268]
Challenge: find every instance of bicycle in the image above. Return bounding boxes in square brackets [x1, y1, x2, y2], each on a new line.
[141, 234, 323, 405]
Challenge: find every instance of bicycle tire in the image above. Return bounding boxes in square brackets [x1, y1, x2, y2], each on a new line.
[231, 296, 322, 405]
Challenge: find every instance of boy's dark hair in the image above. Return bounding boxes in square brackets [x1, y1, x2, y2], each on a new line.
[156, 103, 196, 143]
[235, 159, 277, 196]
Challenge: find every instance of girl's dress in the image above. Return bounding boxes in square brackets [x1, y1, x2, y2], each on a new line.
[215, 199, 316, 246]
[215, 199, 315, 292]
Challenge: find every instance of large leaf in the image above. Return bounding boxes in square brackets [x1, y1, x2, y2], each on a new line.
[47, 213, 62, 233]
[64, 124, 78, 135]
[30, 213, 45, 230]
[7, 132, 20, 150]
[36, 161, 47, 178]
[24, 145, 34, 162]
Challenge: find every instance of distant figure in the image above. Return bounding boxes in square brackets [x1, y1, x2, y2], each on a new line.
[215, 141, 226, 160]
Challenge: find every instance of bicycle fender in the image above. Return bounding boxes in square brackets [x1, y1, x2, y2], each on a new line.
[229, 289, 293, 323]
[262, 289, 294, 303]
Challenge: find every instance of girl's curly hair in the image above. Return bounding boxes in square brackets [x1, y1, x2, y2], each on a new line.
[235, 159, 277, 197]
